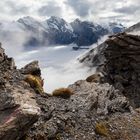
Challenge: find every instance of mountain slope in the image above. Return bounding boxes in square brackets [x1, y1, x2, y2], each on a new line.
[70, 19, 108, 46]
[0, 16, 125, 48]
[125, 22, 140, 32]
[0, 44, 40, 140]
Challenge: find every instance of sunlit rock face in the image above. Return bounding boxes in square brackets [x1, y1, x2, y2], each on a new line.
[0, 44, 40, 140]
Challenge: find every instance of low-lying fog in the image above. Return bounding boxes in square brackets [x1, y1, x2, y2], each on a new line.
[3, 43, 94, 93]
[1, 32, 107, 93]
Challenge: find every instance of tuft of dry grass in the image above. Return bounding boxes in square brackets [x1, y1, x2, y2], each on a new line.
[95, 122, 109, 137]
[24, 74, 44, 94]
[52, 88, 74, 98]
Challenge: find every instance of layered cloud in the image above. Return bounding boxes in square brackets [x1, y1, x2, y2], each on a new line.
[38, 1, 62, 17]
[0, 0, 140, 26]
[65, 0, 92, 17]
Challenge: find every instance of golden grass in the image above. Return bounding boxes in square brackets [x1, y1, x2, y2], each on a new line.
[24, 74, 44, 94]
[52, 88, 73, 98]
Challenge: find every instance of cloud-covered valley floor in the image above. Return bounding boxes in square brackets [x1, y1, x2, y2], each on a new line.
[4, 44, 96, 93]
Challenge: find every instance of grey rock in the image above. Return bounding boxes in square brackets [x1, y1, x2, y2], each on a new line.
[25, 80, 129, 139]
[0, 44, 40, 140]
[20, 60, 41, 76]
[80, 32, 140, 108]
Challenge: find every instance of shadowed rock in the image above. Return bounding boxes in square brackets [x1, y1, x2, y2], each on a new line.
[80, 32, 140, 108]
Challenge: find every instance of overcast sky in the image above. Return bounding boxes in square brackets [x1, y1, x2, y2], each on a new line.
[0, 0, 140, 26]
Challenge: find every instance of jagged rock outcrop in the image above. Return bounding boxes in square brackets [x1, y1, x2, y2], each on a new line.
[0, 44, 40, 140]
[125, 22, 140, 32]
[1, 31, 140, 140]
[0, 16, 125, 48]
[23, 32, 140, 140]
[20, 61, 41, 75]
[79, 32, 140, 108]
[24, 80, 140, 140]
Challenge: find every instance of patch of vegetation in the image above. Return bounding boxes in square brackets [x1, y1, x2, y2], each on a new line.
[95, 122, 109, 137]
[24, 74, 44, 95]
[52, 88, 74, 98]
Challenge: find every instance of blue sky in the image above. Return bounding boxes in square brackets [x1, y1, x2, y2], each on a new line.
[0, 0, 140, 26]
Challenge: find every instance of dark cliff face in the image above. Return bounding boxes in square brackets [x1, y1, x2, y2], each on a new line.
[79, 32, 140, 108]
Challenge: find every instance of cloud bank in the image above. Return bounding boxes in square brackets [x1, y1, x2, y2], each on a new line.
[0, 0, 140, 26]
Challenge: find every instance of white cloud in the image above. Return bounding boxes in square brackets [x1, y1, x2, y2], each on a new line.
[0, 0, 139, 26]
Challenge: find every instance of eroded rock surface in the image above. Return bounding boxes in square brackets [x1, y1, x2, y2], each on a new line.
[24, 80, 140, 140]
[1, 32, 140, 140]
[0, 45, 40, 140]
[24, 33, 140, 140]
[80, 32, 140, 108]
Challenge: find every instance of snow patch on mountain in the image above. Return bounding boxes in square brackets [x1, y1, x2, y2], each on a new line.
[0, 16, 125, 47]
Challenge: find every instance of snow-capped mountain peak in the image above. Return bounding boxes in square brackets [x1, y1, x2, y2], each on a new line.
[46, 16, 73, 32]
[17, 16, 43, 30]
[0, 16, 125, 47]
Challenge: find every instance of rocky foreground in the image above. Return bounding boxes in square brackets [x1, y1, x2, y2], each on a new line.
[0, 32, 140, 140]
[0, 44, 40, 139]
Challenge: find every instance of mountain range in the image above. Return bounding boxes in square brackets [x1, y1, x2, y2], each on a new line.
[0, 16, 125, 48]
[0, 21, 140, 139]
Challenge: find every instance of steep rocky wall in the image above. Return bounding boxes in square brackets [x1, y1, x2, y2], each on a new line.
[80, 33, 140, 108]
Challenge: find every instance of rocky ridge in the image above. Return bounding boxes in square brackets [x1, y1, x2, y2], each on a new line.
[0, 16, 125, 47]
[1, 31, 140, 139]
[23, 32, 140, 140]
[0, 45, 40, 140]
[79, 32, 140, 108]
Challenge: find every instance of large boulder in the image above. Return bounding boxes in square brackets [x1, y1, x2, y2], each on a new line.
[0, 44, 40, 140]
[20, 60, 41, 76]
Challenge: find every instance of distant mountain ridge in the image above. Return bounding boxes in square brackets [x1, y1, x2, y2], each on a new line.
[0, 16, 125, 47]
[125, 22, 140, 32]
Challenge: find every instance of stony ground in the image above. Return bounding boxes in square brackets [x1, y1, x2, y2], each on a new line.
[24, 33, 140, 140]
[1, 33, 140, 140]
